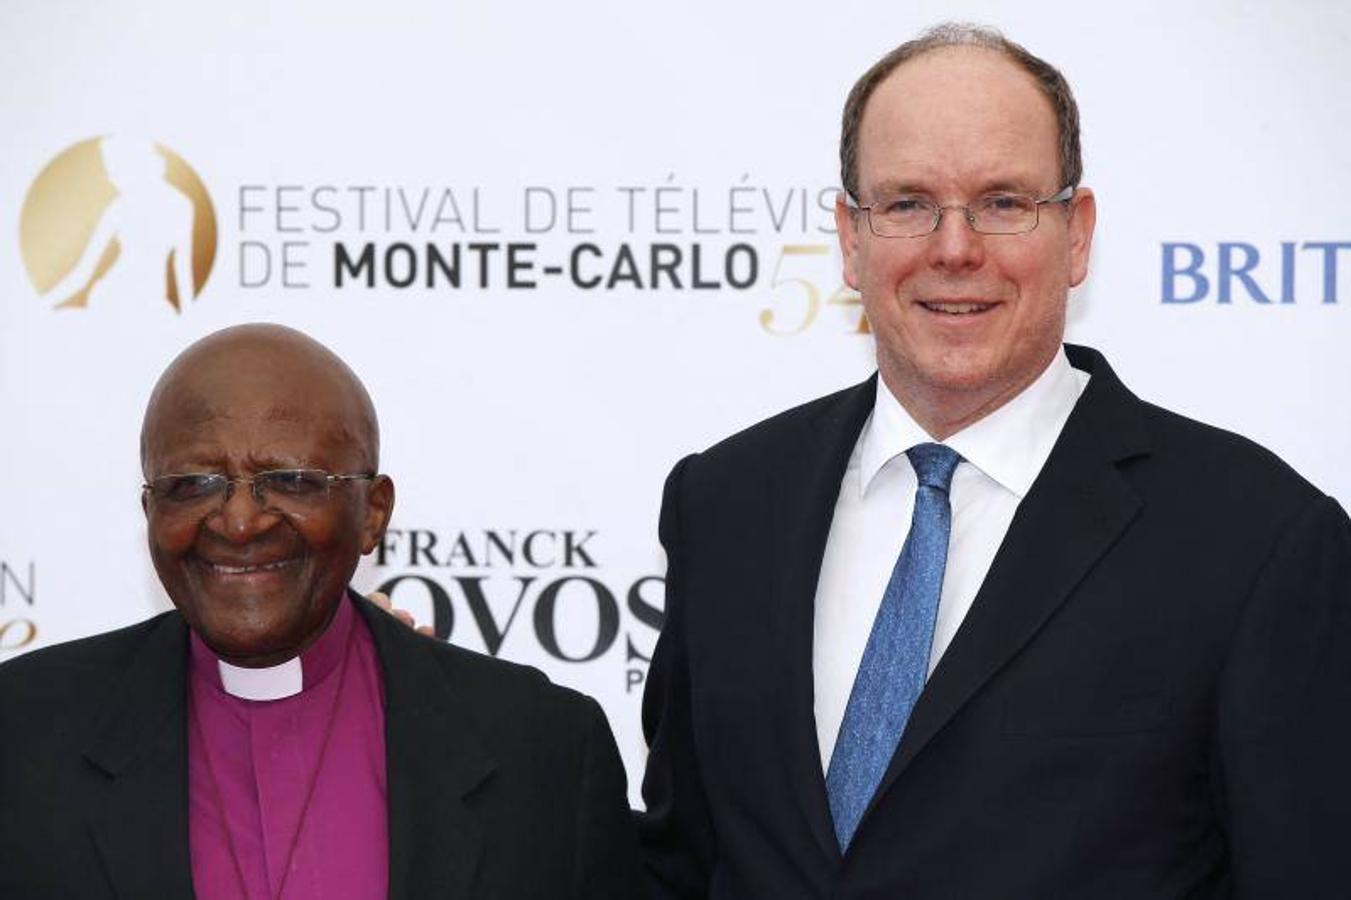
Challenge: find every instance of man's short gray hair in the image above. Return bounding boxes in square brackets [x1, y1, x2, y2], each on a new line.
[839, 23, 1083, 201]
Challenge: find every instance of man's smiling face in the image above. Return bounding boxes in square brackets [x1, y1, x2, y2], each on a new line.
[836, 46, 1095, 434]
[140, 326, 393, 667]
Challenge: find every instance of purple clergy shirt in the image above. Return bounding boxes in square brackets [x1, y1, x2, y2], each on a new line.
[188, 597, 389, 900]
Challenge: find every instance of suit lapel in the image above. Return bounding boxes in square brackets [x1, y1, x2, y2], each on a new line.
[356, 596, 496, 900]
[864, 347, 1151, 818]
[83, 614, 196, 900]
[772, 377, 877, 865]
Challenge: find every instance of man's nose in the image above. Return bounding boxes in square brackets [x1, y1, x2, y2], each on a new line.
[927, 206, 985, 271]
[211, 480, 281, 542]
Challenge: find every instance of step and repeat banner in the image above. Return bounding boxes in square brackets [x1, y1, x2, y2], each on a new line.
[3, 1, 1348, 803]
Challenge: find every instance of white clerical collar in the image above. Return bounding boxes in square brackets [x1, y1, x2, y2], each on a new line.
[860, 347, 1090, 499]
[194, 594, 354, 701]
[218, 656, 303, 701]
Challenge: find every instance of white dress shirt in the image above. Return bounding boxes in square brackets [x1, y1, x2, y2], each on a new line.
[813, 348, 1089, 771]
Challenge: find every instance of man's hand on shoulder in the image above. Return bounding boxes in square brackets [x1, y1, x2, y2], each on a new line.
[366, 591, 435, 637]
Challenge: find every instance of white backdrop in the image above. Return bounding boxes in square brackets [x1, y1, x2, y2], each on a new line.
[3, 0, 1348, 804]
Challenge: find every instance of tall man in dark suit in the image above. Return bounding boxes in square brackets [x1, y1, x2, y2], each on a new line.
[0, 323, 638, 899]
[638, 24, 1351, 898]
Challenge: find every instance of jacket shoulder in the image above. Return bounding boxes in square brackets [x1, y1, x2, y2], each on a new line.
[0, 612, 182, 759]
[0, 612, 178, 693]
[1136, 399, 1327, 507]
[434, 637, 600, 722]
[685, 378, 871, 476]
[367, 608, 608, 751]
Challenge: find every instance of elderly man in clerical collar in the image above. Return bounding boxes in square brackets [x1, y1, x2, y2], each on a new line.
[0, 323, 637, 900]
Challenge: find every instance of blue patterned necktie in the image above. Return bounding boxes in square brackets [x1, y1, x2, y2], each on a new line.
[825, 442, 962, 852]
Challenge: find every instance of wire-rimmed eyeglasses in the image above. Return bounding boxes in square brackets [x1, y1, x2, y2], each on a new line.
[848, 185, 1075, 238]
[143, 469, 376, 514]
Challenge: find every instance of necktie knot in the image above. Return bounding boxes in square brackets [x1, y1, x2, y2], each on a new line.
[906, 443, 962, 492]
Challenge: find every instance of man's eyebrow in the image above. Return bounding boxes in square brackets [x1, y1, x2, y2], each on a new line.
[866, 179, 931, 198]
[154, 448, 226, 472]
[977, 178, 1045, 195]
[241, 451, 310, 470]
[865, 177, 1050, 200]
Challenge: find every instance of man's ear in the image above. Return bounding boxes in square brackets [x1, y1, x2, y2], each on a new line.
[1067, 187, 1096, 288]
[835, 192, 863, 291]
[360, 475, 395, 554]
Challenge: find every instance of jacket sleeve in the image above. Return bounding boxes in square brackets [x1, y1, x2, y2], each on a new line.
[571, 696, 642, 900]
[636, 455, 717, 899]
[1216, 493, 1351, 897]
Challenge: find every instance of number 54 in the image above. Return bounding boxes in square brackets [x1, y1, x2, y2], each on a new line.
[759, 244, 869, 335]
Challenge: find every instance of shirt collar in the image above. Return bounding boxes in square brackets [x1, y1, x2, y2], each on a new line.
[859, 347, 1089, 499]
[189, 593, 354, 702]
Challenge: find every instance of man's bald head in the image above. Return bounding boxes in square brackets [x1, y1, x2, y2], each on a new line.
[140, 324, 380, 477]
[139, 323, 394, 667]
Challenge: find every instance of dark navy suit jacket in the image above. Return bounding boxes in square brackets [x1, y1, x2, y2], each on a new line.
[638, 345, 1351, 898]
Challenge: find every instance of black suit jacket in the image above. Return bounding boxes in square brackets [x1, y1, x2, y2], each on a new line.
[638, 345, 1351, 898]
[0, 593, 638, 899]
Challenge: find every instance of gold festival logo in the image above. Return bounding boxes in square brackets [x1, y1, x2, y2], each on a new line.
[19, 136, 217, 312]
